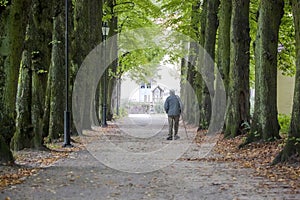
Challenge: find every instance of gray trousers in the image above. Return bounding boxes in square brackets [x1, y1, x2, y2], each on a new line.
[168, 115, 180, 137]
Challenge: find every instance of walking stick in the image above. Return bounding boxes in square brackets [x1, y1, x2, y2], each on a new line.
[181, 114, 189, 139]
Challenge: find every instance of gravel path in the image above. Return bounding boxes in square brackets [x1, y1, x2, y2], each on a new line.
[1, 114, 299, 200]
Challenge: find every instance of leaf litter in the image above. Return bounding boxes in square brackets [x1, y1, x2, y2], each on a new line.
[1, 126, 299, 195]
[191, 132, 300, 193]
[0, 136, 84, 191]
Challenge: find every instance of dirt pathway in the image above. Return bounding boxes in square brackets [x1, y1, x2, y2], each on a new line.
[1, 114, 299, 200]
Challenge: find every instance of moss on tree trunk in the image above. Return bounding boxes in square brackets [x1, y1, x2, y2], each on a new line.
[217, 0, 231, 96]
[249, 0, 284, 142]
[48, 8, 65, 141]
[215, 0, 231, 133]
[201, 0, 219, 129]
[273, 0, 300, 164]
[4, 0, 30, 121]
[0, 3, 14, 163]
[11, 50, 32, 151]
[30, 0, 52, 147]
[225, 0, 250, 138]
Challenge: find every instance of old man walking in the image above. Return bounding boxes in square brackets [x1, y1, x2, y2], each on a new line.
[164, 89, 182, 140]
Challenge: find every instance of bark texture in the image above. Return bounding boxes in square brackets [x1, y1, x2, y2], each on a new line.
[11, 50, 32, 151]
[273, 0, 300, 163]
[0, 5, 14, 163]
[48, 1, 65, 141]
[201, 0, 219, 129]
[225, 0, 250, 138]
[72, 0, 102, 132]
[250, 0, 284, 142]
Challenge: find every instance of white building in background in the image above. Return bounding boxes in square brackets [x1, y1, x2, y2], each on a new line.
[152, 85, 164, 103]
[138, 83, 167, 103]
[121, 63, 181, 104]
[139, 82, 152, 102]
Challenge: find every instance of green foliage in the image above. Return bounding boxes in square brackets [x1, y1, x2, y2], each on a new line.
[114, 0, 165, 82]
[0, 0, 9, 7]
[114, 107, 128, 119]
[241, 121, 251, 133]
[37, 69, 48, 74]
[278, 1, 296, 76]
[49, 40, 62, 45]
[287, 136, 300, 145]
[160, 0, 195, 36]
[116, 0, 161, 31]
[118, 48, 165, 83]
[249, 0, 259, 87]
[278, 114, 291, 135]
[248, 0, 296, 87]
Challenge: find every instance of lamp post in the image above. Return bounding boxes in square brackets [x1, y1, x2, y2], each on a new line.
[101, 22, 109, 127]
[116, 77, 120, 116]
[63, 0, 72, 147]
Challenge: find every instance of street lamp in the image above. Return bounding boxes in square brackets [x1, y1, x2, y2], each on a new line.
[101, 22, 110, 127]
[63, 0, 72, 147]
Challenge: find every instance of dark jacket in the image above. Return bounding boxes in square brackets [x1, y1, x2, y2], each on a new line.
[164, 94, 181, 116]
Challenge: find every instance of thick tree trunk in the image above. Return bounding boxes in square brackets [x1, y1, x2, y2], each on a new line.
[72, 0, 102, 131]
[11, 0, 53, 150]
[2, 0, 30, 152]
[186, 48, 197, 124]
[185, 2, 200, 124]
[224, 0, 250, 138]
[217, 0, 231, 95]
[199, 0, 207, 47]
[48, 3, 65, 141]
[28, 0, 52, 148]
[107, 0, 118, 121]
[4, 0, 30, 121]
[10, 50, 32, 151]
[250, 0, 283, 142]
[0, 6, 14, 163]
[201, 0, 219, 129]
[215, 0, 231, 133]
[273, 0, 300, 164]
[189, 1, 202, 125]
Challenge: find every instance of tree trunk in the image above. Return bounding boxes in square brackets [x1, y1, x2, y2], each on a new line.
[249, 0, 284, 142]
[48, 2, 65, 141]
[30, 0, 53, 148]
[186, 48, 197, 124]
[201, 0, 219, 129]
[107, 0, 118, 121]
[217, 0, 231, 95]
[180, 57, 192, 124]
[11, 0, 53, 150]
[273, 0, 300, 163]
[0, 5, 14, 163]
[4, 0, 30, 120]
[213, 0, 232, 134]
[3, 0, 31, 152]
[10, 50, 32, 151]
[224, 0, 250, 138]
[199, 0, 207, 47]
[184, 1, 200, 124]
[72, 0, 102, 131]
[196, 0, 206, 128]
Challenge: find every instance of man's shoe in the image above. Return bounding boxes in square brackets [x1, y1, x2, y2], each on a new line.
[174, 135, 180, 140]
[166, 136, 172, 140]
